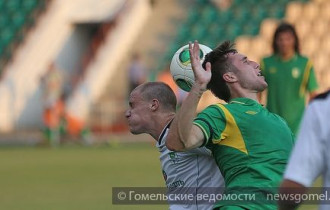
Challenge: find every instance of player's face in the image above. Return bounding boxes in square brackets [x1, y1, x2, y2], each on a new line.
[229, 53, 268, 92]
[276, 31, 295, 55]
[125, 90, 151, 134]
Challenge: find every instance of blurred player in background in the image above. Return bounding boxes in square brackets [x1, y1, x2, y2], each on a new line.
[260, 22, 319, 134]
[40, 62, 63, 146]
[125, 82, 224, 210]
[166, 41, 294, 209]
[279, 90, 330, 210]
[128, 53, 147, 94]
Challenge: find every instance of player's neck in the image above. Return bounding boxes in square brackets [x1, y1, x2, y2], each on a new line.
[152, 113, 175, 142]
[279, 51, 295, 60]
[230, 90, 259, 103]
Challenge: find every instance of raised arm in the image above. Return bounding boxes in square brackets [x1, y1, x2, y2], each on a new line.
[166, 41, 212, 151]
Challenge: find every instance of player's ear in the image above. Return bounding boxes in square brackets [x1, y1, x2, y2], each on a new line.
[150, 99, 159, 111]
[223, 72, 237, 83]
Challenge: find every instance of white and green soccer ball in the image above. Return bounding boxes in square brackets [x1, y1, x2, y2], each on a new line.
[170, 43, 212, 92]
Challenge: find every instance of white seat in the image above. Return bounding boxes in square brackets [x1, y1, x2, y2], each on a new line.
[320, 35, 330, 55]
[301, 36, 319, 57]
[285, 2, 304, 23]
[320, 1, 330, 21]
[311, 19, 328, 38]
[250, 36, 271, 59]
[235, 36, 252, 56]
[295, 19, 312, 43]
[259, 18, 279, 42]
[302, 2, 320, 22]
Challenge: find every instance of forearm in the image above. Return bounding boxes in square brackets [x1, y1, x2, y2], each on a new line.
[278, 179, 307, 210]
[166, 84, 205, 151]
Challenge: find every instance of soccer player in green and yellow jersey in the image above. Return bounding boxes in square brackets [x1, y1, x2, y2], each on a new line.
[166, 40, 294, 210]
[260, 22, 318, 134]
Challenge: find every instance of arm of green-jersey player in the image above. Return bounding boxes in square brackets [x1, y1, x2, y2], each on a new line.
[166, 41, 211, 151]
[307, 63, 319, 101]
[257, 59, 267, 105]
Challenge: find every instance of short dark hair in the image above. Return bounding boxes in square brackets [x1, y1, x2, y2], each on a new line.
[138, 82, 177, 111]
[272, 22, 300, 54]
[202, 40, 237, 102]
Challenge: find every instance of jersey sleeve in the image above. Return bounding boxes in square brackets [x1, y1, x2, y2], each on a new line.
[193, 104, 226, 147]
[284, 103, 324, 187]
[260, 59, 266, 75]
[260, 59, 265, 69]
[307, 65, 319, 92]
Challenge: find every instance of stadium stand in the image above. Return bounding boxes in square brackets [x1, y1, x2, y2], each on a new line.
[150, 0, 329, 116]
[156, 0, 309, 74]
[0, 0, 151, 135]
[155, 0, 328, 92]
[0, 0, 329, 143]
[0, 0, 48, 73]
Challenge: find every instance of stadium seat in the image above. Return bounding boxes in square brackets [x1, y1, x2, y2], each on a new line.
[191, 23, 208, 40]
[156, 0, 313, 74]
[242, 21, 260, 36]
[22, 0, 39, 12]
[302, 2, 319, 22]
[232, 6, 250, 21]
[295, 19, 312, 42]
[320, 1, 330, 20]
[235, 36, 252, 55]
[250, 36, 271, 58]
[196, 0, 208, 5]
[259, 19, 279, 42]
[311, 19, 328, 39]
[10, 12, 26, 32]
[0, 0, 5, 9]
[186, 9, 200, 25]
[313, 0, 327, 4]
[0, 28, 15, 46]
[321, 35, 330, 55]
[200, 5, 218, 24]
[0, 0, 47, 72]
[312, 52, 327, 75]
[5, 0, 20, 13]
[285, 2, 304, 23]
[301, 35, 318, 57]
[225, 24, 242, 38]
[252, 6, 268, 21]
[269, 7, 285, 19]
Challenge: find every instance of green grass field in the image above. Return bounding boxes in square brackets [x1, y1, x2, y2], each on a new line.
[0, 142, 320, 210]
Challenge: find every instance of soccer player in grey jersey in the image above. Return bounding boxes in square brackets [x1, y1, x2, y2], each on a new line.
[126, 82, 224, 210]
[279, 90, 330, 210]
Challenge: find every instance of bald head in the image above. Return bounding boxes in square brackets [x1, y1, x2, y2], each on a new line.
[134, 82, 177, 112]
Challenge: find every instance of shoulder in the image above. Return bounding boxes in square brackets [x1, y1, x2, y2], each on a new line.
[272, 112, 291, 128]
[196, 103, 227, 122]
[262, 55, 275, 63]
[296, 54, 309, 60]
[200, 103, 226, 113]
[296, 54, 312, 65]
[305, 90, 330, 122]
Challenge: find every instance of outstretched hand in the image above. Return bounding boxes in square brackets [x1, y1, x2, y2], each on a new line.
[189, 40, 212, 91]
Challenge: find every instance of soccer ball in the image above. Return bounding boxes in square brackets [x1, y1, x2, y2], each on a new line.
[170, 43, 212, 92]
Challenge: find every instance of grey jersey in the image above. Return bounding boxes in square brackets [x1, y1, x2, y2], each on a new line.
[156, 122, 225, 210]
[284, 91, 330, 210]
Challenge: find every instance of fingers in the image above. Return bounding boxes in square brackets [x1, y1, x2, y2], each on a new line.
[189, 42, 193, 59]
[189, 41, 200, 57]
[193, 40, 199, 59]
